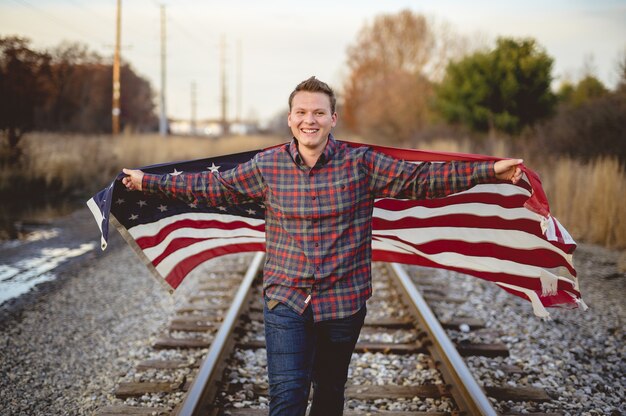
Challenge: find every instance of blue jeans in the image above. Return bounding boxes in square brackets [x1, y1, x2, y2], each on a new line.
[263, 299, 366, 416]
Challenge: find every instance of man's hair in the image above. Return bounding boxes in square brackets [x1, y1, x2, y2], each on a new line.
[288, 76, 337, 113]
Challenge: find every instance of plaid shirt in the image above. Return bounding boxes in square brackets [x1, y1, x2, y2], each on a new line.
[143, 136, 496, 321]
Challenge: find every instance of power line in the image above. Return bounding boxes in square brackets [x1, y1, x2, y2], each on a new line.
[61, 0, 147, 41]
[62, 0, 111, 25]
[143, 0, 214, 72]
[9, 0, 109, 46]
[8, 0, 157, 65]
[168, 14, 211, 48]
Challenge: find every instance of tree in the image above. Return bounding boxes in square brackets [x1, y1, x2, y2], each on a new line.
[35, 42, 102, 131]
[556, 80, 575, 103]
[436, 37, 556, 135]
[0, 36, 51, 152]
[536, 52, 626, 163]
[342, 10, 464, 143]
[34, 41, 157, 133]
[569, 75, 608, 106]
[119, 63, 158, 132]
[617, 47, 626, 94]
[536, 91, 625, 163]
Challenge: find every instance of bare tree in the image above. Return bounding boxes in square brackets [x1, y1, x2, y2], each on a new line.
[342, 10, 465, 144]
[34, 41, 157, 133]
[0, 36, 50, 154]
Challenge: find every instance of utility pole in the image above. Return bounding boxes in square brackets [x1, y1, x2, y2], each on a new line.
[190, 81, 197, 135]
[220, 35, 229, 135]
[236, 38, 242, 124]
[112, 0, 121, 135]
[159, 4, 168, 136]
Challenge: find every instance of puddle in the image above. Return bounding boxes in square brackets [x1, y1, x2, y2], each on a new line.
[0, 197, 82, 241]
[0, 242, 96, 305]
[0, 228, 60, 250]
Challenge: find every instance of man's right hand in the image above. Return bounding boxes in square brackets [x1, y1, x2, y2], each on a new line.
[122, 168, 144, 191]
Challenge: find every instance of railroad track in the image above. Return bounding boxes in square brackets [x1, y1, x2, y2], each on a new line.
[97, 253, 559, 416]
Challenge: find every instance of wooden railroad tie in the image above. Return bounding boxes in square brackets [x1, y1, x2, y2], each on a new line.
[236, 338, 507, 357]
[176, 303, 229, 313]
[114, 380, 184, 398]
[213, 410, 448, 416]
[372, 291, 467, 304]
[96, 405, 171, 415]
[152, 336, 211, 349]
[136, 359, 197, 370]
[227, 382, 450, 400]
[168, 316, 218, 332]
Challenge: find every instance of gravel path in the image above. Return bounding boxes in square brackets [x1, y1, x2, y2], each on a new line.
[0, 217, 624, 416]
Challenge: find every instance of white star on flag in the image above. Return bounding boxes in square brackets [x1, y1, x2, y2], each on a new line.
[170, 169, 183, 176]
[116, 198, 125, 205]
[217, 206, 227, 211]
[246, 208, 257, 215]
[208, 163, 221, 172]
[129, 214, 139, 220]
[137, 200, 147, 207]
[188, 202, 197, 208]
[157, 205, 168, 212]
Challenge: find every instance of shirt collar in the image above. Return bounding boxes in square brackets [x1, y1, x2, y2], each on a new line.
[289, 134, 337, 168]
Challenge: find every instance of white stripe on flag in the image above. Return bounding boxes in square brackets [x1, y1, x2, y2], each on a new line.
[495, 281, 550, 318]
[371, 237, 576, 286]
[453, 182, 531, 197]
[86, 197, 107, 250]
[373, 227, 573, 267]
[137, 226, 266, 261]
[374, 204, 539, 222]
[127, 212, 264, 239]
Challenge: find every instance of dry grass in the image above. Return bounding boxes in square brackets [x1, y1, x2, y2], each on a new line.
[2, 133, 625, 249]
[543, 157, 626, 249]
[2, 133, 286, 195]
[420, 137, 626, 249]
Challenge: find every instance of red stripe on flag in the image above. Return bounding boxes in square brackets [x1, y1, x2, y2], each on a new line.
[164, 242, 266, 289]
[371, 249, 580, 298]
[372, 214, 576, 254]
[375, 235, 576, 276]
[374, 192, 532, 211]
[135, 218, 265, 249]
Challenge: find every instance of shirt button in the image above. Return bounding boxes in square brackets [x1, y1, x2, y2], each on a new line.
[315, 243, 319, 247]
[312, 196, 316, 200]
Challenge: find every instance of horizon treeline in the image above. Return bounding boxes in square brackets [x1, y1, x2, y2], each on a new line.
[339, 10, 625, 164]
[1, 9, 625, 165]
[0, 36, 157, 154]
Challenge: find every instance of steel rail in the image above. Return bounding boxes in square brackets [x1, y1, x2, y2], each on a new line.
[178, 252, 265, 416]
[390, 263, 497, 416]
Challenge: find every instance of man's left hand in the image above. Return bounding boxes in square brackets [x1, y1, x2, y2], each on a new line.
[494, 159, 524, 184]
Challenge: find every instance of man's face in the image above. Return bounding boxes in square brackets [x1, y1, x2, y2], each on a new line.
[288, 91, 337, 152]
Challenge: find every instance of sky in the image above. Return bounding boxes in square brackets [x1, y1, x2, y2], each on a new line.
[1, 0, 625, 123]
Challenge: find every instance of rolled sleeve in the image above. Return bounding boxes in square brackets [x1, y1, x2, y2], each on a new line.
[142, 173, 162, 193]
[474, 161, 497, 183]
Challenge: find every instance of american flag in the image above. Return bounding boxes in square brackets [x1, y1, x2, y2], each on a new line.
[87, 141, 585, 318]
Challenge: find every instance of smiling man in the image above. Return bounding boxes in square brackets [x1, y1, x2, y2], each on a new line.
[122, 76, 522, 415]
[287, 82, 338, 167]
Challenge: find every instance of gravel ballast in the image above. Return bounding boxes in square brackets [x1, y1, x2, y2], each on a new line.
[0, 239, 178, 415]
[0, 215, 624, 416]
[407, 242, 625, 416]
